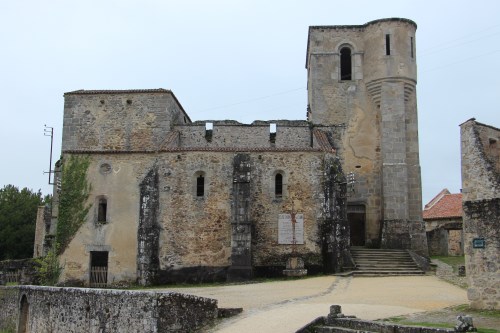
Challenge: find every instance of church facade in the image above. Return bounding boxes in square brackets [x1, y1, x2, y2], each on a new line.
[35, 18, 427, 286]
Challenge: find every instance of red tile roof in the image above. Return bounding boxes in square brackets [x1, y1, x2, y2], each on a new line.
[423, 189, 463, 220]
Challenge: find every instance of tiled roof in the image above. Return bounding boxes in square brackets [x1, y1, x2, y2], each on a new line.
[313, 129, 336, 153]
[423, 189, 463, 220]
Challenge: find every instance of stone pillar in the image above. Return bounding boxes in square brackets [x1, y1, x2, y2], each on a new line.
[227, 154, 253, 281]
[137, 168, 160, 286]
[378, 81, 427, 255]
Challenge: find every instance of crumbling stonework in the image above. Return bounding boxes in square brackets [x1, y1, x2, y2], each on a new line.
[460, 119, 500, 310]
[0, 285, 218, 332]
[41, 18, 427, 286]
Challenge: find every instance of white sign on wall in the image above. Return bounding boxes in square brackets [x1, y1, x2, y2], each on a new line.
[278, 213, 304, 244]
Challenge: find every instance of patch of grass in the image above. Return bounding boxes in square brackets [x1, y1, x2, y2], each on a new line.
[431, 255, 465, 270]
[451, 304, 500, 319]
[0, 327, 15, 333]
[381, 318, 499, 333]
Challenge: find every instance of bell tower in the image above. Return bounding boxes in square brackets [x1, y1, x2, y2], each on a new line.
[306, 18, 427, 256]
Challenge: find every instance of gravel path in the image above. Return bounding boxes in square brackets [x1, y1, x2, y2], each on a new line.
[164, 275, 468, 332]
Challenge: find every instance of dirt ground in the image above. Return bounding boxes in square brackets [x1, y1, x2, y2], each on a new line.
[163, 275, 472, 332]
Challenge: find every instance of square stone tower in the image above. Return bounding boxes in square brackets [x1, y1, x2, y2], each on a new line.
[306, 18, 427, 256]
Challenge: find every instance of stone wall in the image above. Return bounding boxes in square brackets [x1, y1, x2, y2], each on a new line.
[177, 120, 313, 150]
[426, 220, 463, 256]
[57, 147, 346, 285]
[0, 287, 17, 331]
[0, 259, 38, 285]
[62, 89, 190, 152]
[460, 119, 500, 310]
[1, 285, 218, 333]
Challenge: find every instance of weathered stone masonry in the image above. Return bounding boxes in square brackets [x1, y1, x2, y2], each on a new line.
[0, 285, 218, 332]
[37, 18, 428, 286]
[460, 119, 500, 310]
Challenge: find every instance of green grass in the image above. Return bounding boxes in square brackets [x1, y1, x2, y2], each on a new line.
[431, 255, 464, 267]
[381, 318, 498, 333]
[451, 304, 500, 319]
[431, 255, 465, 273]
[381, 304, 500, 333]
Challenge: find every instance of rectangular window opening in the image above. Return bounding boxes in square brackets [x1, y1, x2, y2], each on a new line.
[410, 37, 414, 58]
[205, 122, 213, 142]
[270, 123, 277, 143]
[98, 199, 107, 222]
[385, 34, 391, 55]
[196, 175, 205, 197]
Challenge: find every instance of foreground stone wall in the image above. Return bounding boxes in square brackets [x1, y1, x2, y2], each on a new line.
[0, 285, 218, 333]
[0, 287, 17, 331]
[460, 119, 500, 310]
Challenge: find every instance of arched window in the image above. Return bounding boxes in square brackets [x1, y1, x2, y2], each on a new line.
[196, 174, 205, 197]
[275, 173, 283, 197]
[340, 47, 352, 81]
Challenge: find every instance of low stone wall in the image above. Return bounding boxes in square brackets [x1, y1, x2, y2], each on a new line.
[0, 258, 38, 285]
[0, 287, 18, 331]
[0, 285, 218, 333]
[298, 305, 455, 333]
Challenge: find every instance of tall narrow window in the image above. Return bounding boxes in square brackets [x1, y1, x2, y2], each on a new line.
[197, 174, 205, 197]
[275, 173, 283, 197]
[270, 123, 277, 143]
[98, 198, 107, 222]
[340, 47, 352, 81]
[205, 122, 213, 142]
[410, 37, 414, 58]
[385, 34, 391, 55]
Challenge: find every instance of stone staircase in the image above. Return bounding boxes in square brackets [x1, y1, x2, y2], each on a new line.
[350, 247, 424, 276]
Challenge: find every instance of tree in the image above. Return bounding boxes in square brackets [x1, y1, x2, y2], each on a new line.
[0, 185, 50, 260]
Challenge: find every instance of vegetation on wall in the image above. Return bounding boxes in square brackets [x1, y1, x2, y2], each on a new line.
[56, 154, 91, 254]
[0, 185, 50, 260]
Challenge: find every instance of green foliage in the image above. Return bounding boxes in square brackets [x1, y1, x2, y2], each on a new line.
[56, 155, 91, 253]
[34, 248, 63, 286]
[0, 185, 49, 260]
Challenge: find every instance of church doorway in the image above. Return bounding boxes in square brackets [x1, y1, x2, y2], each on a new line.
[348, 205, 365, 246]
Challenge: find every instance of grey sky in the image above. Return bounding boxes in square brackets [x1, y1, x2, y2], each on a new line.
[0, 0, 499, 206]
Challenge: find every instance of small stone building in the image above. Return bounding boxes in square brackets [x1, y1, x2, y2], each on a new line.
[423, 189, 463, 256]
[35, 18, 428, 286]
[460, 118, 500, 310]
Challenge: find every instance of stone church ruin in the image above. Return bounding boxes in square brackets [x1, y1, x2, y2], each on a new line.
[34, 18, 428, 286]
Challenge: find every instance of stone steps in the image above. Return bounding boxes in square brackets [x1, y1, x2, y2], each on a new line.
[350, 247, 424, 276]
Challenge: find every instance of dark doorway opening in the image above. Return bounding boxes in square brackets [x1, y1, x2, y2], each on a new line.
[348, 205, 365, 246]
[90, 251, 108, 288]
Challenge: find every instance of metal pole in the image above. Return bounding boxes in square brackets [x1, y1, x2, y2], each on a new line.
[44, 125, 54, 185]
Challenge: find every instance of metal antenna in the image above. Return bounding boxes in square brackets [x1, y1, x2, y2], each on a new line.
[44, 125, 55, 185]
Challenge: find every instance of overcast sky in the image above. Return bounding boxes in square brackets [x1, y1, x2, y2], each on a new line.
[1, 0, 499, 206]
